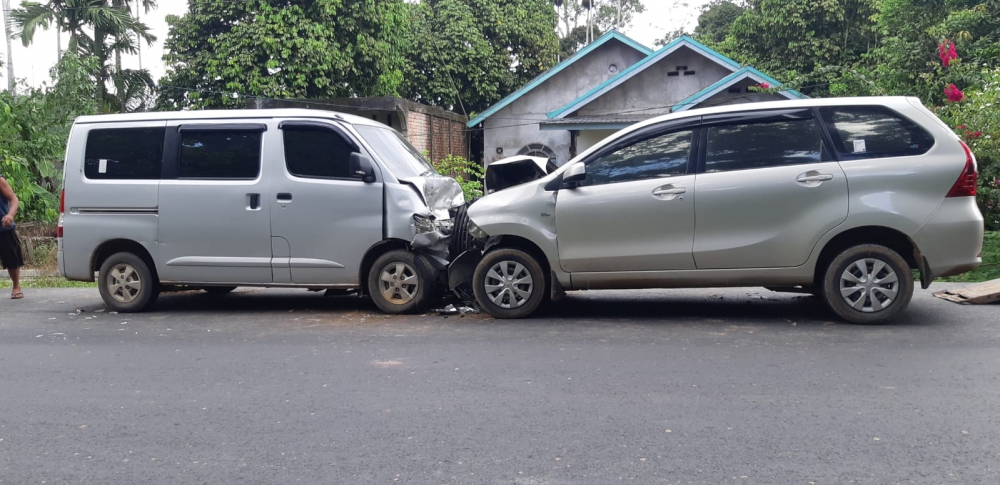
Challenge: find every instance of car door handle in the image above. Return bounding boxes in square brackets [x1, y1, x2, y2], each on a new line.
[652, 187, 686, 196]
[246, 193, 261, 211]
[277, 193, 293, 203]
[796, 173, 834, 183]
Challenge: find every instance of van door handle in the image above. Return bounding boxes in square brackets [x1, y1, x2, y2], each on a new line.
[247, 193, 261, 210]
[796, 173, 834, 183]
[277, 193, 293, 203]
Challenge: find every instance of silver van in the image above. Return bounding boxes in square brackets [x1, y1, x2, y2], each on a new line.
[58, 109, 464, 313]
[455, 97, 985, 324]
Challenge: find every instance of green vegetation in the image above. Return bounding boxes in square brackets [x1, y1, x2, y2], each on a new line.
[13, 277, 96, 289]
[433, 154, 487, 200]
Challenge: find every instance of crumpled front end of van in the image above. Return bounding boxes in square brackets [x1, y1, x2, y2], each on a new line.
[399, 176, 466, 266]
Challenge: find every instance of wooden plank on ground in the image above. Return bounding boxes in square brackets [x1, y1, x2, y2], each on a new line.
[934, 279, 1000, 304]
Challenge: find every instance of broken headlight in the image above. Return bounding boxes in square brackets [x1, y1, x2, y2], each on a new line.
[413, 214, 454, 235]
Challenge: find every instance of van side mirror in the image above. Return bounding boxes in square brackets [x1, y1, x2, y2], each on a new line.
[563, 162, 586, 188]
[350, 153, 377, 183]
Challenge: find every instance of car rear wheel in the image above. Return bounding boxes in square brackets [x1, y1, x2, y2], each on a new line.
[473, 249, 546, 319]
[98, 252, 159, 313]
[367, 250, 438, 314]
[821, 244, 914, 324]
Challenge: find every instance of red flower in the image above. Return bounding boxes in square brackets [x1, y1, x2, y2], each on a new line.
[970, 131, 982, 138]
[757, 82, 771, 89]
[958, 124, 967, 129]
[938, 40, 959, 67]
[944, 83, 964, 102]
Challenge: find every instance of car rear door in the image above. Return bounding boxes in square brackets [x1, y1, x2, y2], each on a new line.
[692, 109, 848, 269]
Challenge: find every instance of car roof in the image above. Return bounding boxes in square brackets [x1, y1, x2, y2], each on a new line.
[632, 96, 919, 129]
[74, 108, 385, 127]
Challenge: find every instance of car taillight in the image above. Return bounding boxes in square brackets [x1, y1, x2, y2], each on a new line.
[946, 141, 977, 198]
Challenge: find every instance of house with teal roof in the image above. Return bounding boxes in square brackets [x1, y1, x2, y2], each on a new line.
[468, 32, 806, 166]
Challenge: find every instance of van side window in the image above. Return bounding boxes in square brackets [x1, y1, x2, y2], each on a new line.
[705, 118, 822, 173]
[584, 130, 693, 186]
[179, 131, 262, 179]
[819, 106, 935, 160]
[84, 128, 165, 180]
[283, 127, 354, 179]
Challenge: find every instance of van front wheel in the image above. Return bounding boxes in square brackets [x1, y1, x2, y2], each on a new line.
[98, 252, 159, 313]
[367, 250, 438, 314]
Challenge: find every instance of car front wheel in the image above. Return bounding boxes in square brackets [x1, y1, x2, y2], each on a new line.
[473, 249, 547, 319]
[821, 244, 914, 324]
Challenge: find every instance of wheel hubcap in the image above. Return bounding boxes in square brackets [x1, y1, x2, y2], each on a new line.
[484, 261, 533, 309]
[378, 262, 419, 305]
[107, 263, 142, 304]
[839, 258, 899, 313]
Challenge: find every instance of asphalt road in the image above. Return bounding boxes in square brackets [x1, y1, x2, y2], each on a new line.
[1, 286, 998, 484]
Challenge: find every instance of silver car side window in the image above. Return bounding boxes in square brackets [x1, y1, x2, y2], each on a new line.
[584, 130, 693, 186]
[704, 119, 822, 173]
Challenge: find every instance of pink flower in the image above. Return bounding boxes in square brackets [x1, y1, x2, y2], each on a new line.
[944, 83, 964, 102]
[757, 82, 771, 90]
[938, 40, 959, 67]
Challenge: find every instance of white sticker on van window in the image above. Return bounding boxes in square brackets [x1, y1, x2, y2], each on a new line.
[853, 140, 867, 153]
[99, 159, 108, 173]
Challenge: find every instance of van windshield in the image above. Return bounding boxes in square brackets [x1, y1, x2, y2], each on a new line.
[355, 125, 438, 179]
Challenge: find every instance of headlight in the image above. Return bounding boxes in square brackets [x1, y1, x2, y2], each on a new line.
[467, 218, 488, 242]
[413, 214, 453, 235]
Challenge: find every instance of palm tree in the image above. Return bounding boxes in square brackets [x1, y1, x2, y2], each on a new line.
[2, 0, 15, 94]
[12, 0, 157, 112]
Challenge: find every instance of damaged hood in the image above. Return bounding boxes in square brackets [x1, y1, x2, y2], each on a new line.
[485, 156, 558, 194]
[400, 175, 466, 219]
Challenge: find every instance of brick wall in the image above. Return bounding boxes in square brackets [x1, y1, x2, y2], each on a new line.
[405, 111, 468, 163]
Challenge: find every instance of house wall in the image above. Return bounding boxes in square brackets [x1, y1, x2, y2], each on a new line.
[698, 78, 789, 109]
[578, 46, 733, 117]
[577, 130, 620, 154]
[483, 41, 648, 166]
[406, 110, 469, 162]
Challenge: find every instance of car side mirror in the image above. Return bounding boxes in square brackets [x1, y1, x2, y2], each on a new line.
[562, 162, 586, 188]
[350, 153, 377, 183]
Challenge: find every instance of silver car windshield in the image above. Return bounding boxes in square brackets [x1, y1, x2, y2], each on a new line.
[355, 125, 438, 178]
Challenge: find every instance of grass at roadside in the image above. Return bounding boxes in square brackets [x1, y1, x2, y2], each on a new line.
[941, 231, 1000, 283]
[1, 277, 97, 289]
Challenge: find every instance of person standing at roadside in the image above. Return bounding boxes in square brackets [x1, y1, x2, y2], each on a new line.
[0, 173, 23, 299]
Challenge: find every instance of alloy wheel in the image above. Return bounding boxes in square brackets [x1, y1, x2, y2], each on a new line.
[378, 262, 419, 305]
[107, 263, 143, 304]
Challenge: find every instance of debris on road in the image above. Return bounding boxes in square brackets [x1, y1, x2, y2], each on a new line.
[434, 304, 478, 316]
[933, 279, 1000, 304]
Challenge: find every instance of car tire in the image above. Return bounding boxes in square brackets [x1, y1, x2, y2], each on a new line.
[473, 248, 547, 319]
[98, 252, 159, 313]
[821, 244, 914, 324]
[204, 286, 237, 295]
[367, 250, 438, 314]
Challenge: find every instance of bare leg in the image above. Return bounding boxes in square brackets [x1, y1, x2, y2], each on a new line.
[9, 268, 21, 298]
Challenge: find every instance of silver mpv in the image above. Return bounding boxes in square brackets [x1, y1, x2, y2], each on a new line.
[58, 109, 464, 314]
[460, 97, 984, 323]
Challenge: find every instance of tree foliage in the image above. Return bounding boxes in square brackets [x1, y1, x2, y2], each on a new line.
[157, 0, 410, 110]
[12, 0, 157, 112]
[400, 0, 558, 115]
[0, 54, 98, 222]
[692, 0, 745, 46]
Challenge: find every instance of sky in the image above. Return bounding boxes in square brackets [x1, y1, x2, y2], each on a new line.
[1, 0, 710, 90]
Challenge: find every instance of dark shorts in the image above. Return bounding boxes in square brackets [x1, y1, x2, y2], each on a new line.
[0, 229, 23, 270]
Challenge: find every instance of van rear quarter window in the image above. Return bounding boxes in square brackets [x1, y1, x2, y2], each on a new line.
[84, 127, 165, 180]
[819, 106, 935, 160]
[179, 131, 262, 179]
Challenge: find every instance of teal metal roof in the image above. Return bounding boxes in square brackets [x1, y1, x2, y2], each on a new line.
[671, 66, 808, 112]
[547, 35, 744, 120]
[465, 30, 652, 128]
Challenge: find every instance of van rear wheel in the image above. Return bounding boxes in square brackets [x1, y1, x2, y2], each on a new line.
[821, 244, 914, 324]
[98, 252, 159, 313]
[367, 250, 438, 314]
